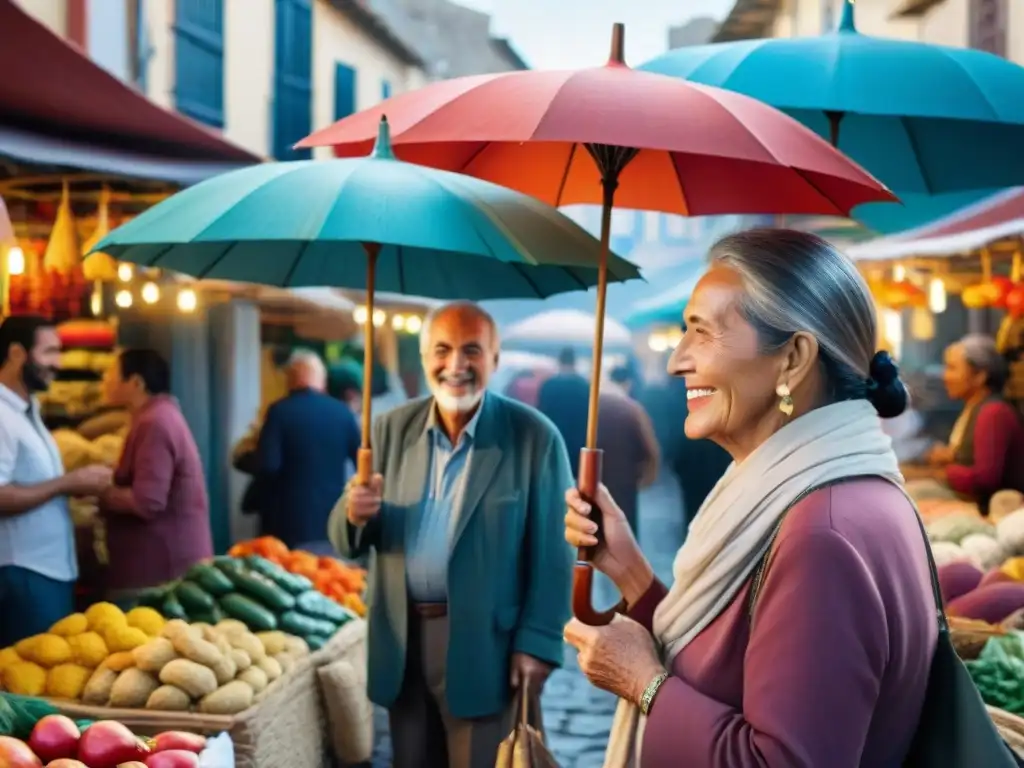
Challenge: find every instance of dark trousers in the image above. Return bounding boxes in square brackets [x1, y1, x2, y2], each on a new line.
[0, 566, 74, 646]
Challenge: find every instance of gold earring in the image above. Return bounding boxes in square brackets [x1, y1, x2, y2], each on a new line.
[777, 384, 794, 416]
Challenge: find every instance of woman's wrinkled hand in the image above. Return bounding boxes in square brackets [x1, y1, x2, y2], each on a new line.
[565, 483, 643, 585]
[563, 615, 666, 706]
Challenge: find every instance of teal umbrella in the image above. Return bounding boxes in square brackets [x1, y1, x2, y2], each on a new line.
[624, 271, 702, 330]
[90, 116, 639, 481]
[640, 0, 1024, 195]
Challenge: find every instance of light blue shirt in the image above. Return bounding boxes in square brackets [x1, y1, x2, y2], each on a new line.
[405, 398, 484, 602]
[0, 384, 76, 581]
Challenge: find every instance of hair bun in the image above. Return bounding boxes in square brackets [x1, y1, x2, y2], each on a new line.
[866, 351, 908, 419]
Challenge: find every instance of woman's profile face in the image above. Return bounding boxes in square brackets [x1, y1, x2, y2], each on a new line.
[667, 266, 784, 456]
[942, 343, 985, 401]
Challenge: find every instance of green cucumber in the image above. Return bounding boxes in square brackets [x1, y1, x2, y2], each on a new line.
[188, 605, 226, 624]
[295, 589, 352, 625]
[305, 635, 328, 651]
[174, 580, 215, 613]
[219, 594, 278, 631]
[278, 611, 337, 639]
[225, 569, 295, 612]
[161, 593, 189, 621]
[212, 556, 246, 575]
[244, 555, 313, 595]
[135, 584, 172, 609]
[186, 563, 235, 596]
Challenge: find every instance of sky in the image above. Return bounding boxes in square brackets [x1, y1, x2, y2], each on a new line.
[455, 0, 737, 70]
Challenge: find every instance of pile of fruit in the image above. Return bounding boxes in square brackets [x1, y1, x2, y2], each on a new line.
[137, 556, 357, 649]
[0, 695, 209, 767]
[0, 603, 169, 699]
[227, 538, 366, 617]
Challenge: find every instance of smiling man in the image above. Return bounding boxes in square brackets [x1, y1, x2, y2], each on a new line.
[328, 301, 574, 768]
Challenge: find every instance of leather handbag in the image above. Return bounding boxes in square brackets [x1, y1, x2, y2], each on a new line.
[495, 680, 560, 768]
[750, 476, 1021, 767]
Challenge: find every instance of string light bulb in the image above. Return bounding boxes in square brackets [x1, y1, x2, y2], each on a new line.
[372, 309, 386, 327]
[141, 282, 160, 304]
[115, 289, 133, 309]
[177, 288, 197, 313]
[6, 246, 25, 276]
[353, 305, 368, 324]
[405, 315, 423, 334]
[117, 263, 133, 282]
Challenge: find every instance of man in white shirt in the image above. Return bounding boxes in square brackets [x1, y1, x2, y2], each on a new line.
[0, 316, 112, 645]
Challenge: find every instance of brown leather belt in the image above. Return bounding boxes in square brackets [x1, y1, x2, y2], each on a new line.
[411, 602, 448, 619]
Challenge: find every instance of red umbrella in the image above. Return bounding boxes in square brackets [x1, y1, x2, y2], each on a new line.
[300, 24, 896, 626]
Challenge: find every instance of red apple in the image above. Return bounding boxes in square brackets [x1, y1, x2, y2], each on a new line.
[144, 750, 200, 768]
[150, 732, 206, 754]
[0, 736, 43, 767]
[45, 760, 88, 768]
[29, 715, 81, 762]
[77, 721, 150, 768]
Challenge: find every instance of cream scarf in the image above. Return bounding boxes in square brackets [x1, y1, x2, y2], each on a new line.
[602, 400, 903, 768]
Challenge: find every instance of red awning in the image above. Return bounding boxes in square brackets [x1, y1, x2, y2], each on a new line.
[0, 0, 259, 164]
[847, 188, 1024, 262]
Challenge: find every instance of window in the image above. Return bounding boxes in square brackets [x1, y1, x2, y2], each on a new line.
[174, 0, 225, 128]
[273, 0, 313, 160]
[128, 0, 152, 91]
[820, 0, 837, 33]
[381, 79, 392, 101]
[970, 0, 1008, 57]
[335, 63, 357, 120]
[88, 0, 131, 80]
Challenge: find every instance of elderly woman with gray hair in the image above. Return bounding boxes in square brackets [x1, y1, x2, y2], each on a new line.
[913, 333, 1024, 515]
[562, 229, 943, 767]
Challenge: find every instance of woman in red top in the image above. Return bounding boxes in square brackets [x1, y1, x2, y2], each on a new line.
[925, 334, 1024, 514]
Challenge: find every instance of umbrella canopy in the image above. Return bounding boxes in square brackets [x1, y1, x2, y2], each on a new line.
[299, 27, 892, 217]
[90, 118, 640, 298]
[624, 269, 704, 329]
[504, 309, 632, 347]
[639, 0, 1024, 195]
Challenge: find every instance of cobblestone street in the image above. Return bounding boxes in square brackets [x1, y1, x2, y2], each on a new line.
[370, 474, 685, 767]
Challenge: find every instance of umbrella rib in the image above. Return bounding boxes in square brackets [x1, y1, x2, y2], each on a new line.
[396, 245, 406, 294]
[196, 241, 241, 280]
[510, 261, 546, 298]
[900, 117, 937, 195]
[670, 151, 692, 217]
[553, 143, 578, 208]
[280, 240, 311, 287]
[142, 243, 178, 270]
[792, 170, 842, 216]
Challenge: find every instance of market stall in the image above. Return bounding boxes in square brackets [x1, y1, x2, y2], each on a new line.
[0, 544, 372, 767]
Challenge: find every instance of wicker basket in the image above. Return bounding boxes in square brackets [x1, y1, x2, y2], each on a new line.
[949, 617, 1008, 660]
[45, 620, 368, 768]
[988, 706, 1024, 758]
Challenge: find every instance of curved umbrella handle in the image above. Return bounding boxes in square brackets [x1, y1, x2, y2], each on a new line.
[572, 448, 625, 626]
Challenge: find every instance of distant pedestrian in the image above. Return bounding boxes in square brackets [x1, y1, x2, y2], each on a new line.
[537, 346, 590, 476]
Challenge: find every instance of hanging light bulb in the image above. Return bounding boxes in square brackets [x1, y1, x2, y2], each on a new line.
[177, 288, 197, 313]
[372, 309, 386, 327]
[928, 277, 947, 314]
[392, 313, 407, 331]
[353, 305, 368, 324]
[141, 282, 160, 304]
[115, 289, 133, 309]
[90, 283, 103, 316]
[405, 315, 423, 334]
[892, 264, 907, 283]
[648, 333, 669, 352]
[6, 246, 24, 276]
[118, 263, 133, 282]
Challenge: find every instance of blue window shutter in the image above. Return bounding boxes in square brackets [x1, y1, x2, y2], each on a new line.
[334, 63, 357, 120]
[173, 0, 224, 128]
[381, 79, 392, 101]
[273, 0, 313, 160]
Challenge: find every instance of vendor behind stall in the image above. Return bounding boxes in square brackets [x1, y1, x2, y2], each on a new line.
[909, 334, 1024, 515]
[98, 348, 213, 605]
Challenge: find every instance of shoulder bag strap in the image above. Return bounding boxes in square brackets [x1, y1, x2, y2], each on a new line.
[748, 475, 946, 633]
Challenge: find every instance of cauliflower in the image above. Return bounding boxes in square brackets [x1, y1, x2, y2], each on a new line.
[49, 613, 89, 637]
[45, 663, 92, 700]
[68, 632, 109, 668]
[126, 606, 166, 637]
[997, 509, 1024, 557]
[104, 625, 149, 653]
[959, 533, 1005, 571]
[930, 541, 971, 568]
[2, 661, 47, 696]
[85, 602, 126, 634]
[927, 514, 994, 545]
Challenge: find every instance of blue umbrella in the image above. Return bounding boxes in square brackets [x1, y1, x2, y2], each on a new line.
[640, 0, 1024, 196]
[623, 267, 704, 330]
[91, 116, 639, 480]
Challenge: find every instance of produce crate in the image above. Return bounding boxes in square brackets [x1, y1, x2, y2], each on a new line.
[44, 619, 368, 768]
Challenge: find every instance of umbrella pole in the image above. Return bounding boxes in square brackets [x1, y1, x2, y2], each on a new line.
[573, 143, 638, 626]
[357, 242, 379, 485]
[825, 110, 844, 147]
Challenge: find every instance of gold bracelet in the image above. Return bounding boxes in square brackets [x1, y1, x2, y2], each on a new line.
[639, 672, 669, 716]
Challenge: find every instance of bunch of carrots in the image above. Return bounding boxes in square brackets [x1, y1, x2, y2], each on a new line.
[227, 536, 367, 617]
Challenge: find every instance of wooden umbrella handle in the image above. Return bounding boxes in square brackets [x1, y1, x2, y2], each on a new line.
[572, 447, 625, 626]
